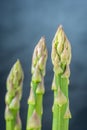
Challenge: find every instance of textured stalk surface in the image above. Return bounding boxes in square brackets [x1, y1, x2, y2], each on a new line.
[51, 25, 72, 130]
[26, 37, 48, 130]
[5, 60, 24, 130]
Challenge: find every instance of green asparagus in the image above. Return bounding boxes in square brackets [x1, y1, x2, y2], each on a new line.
[51, 25, 72, 130]
[5, 60, 24, 130]
[26, 37, 48, 130]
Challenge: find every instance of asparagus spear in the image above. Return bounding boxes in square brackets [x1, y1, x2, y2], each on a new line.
[51, 25, 72, 130]
[26, 37, 48, 130]
[5, 60, 24, 130]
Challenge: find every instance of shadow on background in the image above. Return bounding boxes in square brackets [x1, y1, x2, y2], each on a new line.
[0, 0, 87, 130]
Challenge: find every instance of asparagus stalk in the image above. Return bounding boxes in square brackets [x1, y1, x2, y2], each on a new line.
[51, 25, 72, 130]
[5, 60, 24, 130]
[26, 37, 48, 130]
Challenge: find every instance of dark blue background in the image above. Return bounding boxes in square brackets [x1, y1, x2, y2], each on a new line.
[0, 0, 87, 130]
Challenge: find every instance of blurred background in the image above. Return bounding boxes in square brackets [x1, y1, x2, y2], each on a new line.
[0, 0, 87, 130]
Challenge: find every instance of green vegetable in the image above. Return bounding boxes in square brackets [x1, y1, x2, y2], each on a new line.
[5, 60, 24, 130]
[51, 25, 72, 130]
[26, 37, 48, 130]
